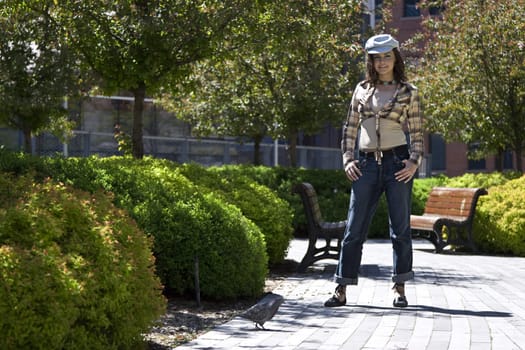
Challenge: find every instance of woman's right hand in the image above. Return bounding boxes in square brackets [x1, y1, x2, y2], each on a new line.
[345, 160, 362, 181]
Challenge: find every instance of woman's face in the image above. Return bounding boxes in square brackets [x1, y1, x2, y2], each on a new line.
[372, 50, 396, 80]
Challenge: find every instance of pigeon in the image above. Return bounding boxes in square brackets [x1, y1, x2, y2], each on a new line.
[239, 292, 284, 329]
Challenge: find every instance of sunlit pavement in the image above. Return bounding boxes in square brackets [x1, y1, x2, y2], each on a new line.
[176, 238, 525, 350]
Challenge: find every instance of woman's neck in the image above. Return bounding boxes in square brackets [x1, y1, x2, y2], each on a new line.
[377, 79, 397, 86]
[378, 74, 395, 84]
[378, 71, 394, 81]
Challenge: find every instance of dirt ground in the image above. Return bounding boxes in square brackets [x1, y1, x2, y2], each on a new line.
[144, 260, 298, 349]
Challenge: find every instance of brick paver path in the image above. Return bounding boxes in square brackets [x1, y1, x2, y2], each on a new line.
[176, 239, 525, 350]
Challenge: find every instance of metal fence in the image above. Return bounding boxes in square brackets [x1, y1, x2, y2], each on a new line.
[1, 129, 343, 170]
[1, 128, 431, 175]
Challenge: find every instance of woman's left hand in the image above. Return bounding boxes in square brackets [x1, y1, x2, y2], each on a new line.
[395, 160, 418, 183]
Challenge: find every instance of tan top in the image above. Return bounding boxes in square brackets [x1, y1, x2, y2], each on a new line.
[359, 88, 406, 151]
[359, 118, 407, 152]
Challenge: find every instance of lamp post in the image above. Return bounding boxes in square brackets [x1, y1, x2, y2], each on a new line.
[273, 122, 280, 166]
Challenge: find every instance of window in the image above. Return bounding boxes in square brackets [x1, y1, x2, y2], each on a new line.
[503, 150, 514, 169]
[375, 0, 383, 23]
[429, 134, 446, 171]
[468, 158, 486, 170]
[429, 3, 445, 16]
[468, 143, 486, 170]
[404, 0, 420, 17]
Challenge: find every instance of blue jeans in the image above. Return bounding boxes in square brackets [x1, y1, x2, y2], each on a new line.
[334, 147, 414, 285]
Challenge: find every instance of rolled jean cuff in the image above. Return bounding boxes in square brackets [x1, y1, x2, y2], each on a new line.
[333, 275, 358, 286]
[392, 271, 414, 284]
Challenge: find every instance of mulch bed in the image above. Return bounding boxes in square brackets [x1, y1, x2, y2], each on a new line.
[144, 259, 299, 349]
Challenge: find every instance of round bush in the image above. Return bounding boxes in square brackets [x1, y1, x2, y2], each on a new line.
[0, 174, 166, 350]
[127, 160, 269, 298]
[45, 156, 269, 299]
[177, 163, 294, 265]
[474, 175, 525, 256]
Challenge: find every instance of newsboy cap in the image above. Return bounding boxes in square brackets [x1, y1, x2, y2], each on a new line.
[365, 34, 399, 54]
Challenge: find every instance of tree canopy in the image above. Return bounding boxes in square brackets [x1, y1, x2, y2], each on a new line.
[53, 0, 258, 158]
[169, 0, 364, 165]
[415, 0, 525, 171]
[0, 1, 77, 153]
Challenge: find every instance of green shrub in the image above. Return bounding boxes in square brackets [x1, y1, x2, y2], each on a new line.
[0, 148, 48, 178]
[473, 175, 525, 256]
[216, 165, 412, 239]
[0, 151, 268, 299]
[134, 160, 268, 298]
[0, 174, 166, 350]
[46, 156, 268, 299]
[178, 163, 294, 265]
[444, 171, 521, 189]
[215, 165, 350, 231]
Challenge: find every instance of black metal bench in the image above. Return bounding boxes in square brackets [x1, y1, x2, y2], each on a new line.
[293, 182, 346, 272]
[411, 187, 488, 253]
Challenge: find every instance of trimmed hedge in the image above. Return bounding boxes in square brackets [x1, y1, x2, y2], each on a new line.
[212, 166, 524, 247]
[213, 165, 403, 238]
[45, 156, 269, 299]
[210, 165, 353, 233]
[443, 171, 522, 189]
[474, 175, 525, 256]
[0, 151, 271, 299]
[0, 174, 166, 350]
[177, 163, 294, 265]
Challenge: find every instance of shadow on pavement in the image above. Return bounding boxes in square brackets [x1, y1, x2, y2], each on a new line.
[348, 304, 512, 318]
[295, 263, 498, 287]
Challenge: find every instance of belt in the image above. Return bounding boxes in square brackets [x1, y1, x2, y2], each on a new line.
[359, 145, 408, 160]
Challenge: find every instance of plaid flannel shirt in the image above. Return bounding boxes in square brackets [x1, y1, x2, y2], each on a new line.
[341, 80, 424, 170]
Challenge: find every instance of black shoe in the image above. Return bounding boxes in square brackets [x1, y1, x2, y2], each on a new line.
[392, 283, 408, 308]
[393, 295, 408, 308]
[324, 285, 346, 307]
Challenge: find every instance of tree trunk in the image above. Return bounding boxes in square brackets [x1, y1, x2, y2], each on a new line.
[132, 82, 146, 159]
[287, 131, 298, 167]
[516, 148, 523, 173]
[494, 151, 503, 172]
[23, 128, 32, 154]
[253, 134, 263, 165]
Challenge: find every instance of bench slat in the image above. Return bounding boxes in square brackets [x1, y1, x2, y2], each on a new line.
[425, 206, 471, 217]
[411, 214, 468, 230]
[423, 187, 480, 218]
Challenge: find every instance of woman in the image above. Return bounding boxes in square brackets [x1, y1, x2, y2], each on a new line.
[324, 34, 424, 308]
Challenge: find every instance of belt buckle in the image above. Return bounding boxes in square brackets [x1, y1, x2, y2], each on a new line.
[374, 150, 383, 164]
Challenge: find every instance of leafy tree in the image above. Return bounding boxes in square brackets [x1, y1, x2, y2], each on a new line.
[414, 0, 525, 172]
[53, 0, 258, 159]
[170, 1, 364, 166]
[0, 1, 77, 153]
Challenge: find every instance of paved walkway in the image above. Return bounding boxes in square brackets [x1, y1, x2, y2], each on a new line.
[176, 238, 525, 349]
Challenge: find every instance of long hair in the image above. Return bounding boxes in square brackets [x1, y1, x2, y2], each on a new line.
[365, 48, 407, 84]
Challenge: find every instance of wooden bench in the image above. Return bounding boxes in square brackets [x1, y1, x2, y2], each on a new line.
[293, 182, 346, 272]
[411, 187, 488, 253]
